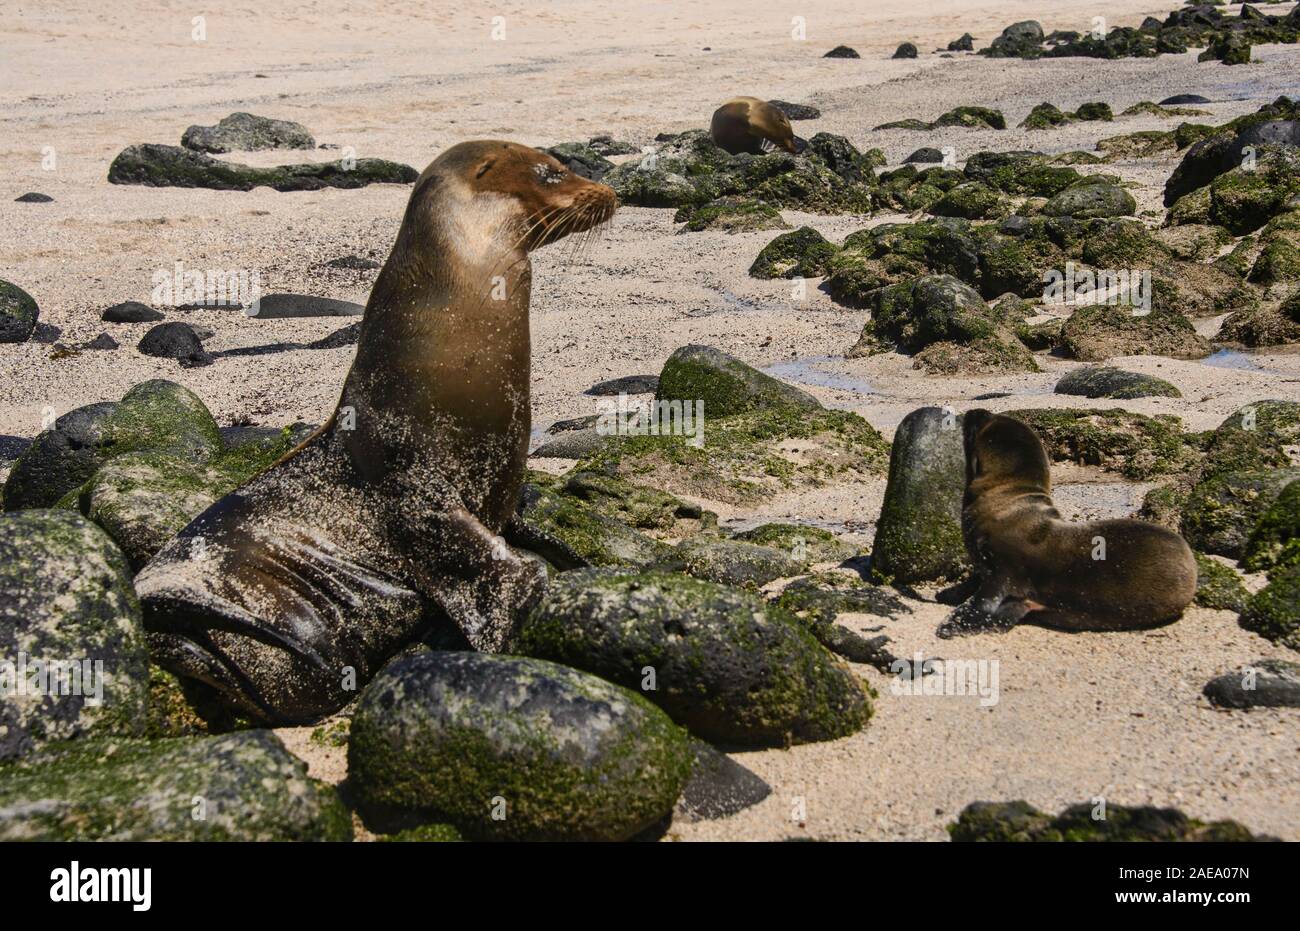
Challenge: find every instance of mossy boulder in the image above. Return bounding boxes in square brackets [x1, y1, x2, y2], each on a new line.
[657, 344, 821, 418]
[1074, 102, 1114, 122]
[180, 112, 315, 153]
[651, 537, 804, 588]
[872, 407, 969, 583]
[1098, 130, 1180, 160]
[0, 731, 352, 840]
[733, 523, 859, 566]
[1043, 181, 1137, 219]
[0, 511, 149, 762]
[347, 650, 693, 840]
[513, 482, 668, 569]
[1005, 408, 1200, 480]
[930, 182, 1007, 220]
[1199, 400, 1300, 479]
[108, 143, 417, 191]
[0, 280, 39, 344]
[982, 21, 1045, 59]
[1054, 366, 1181, 400]
[949, 800, 1271, 842]
[1194, 554, 1250, 612]
[556, 470, 701, 531]
[1182, 470, 1300, 557]
[514, 568, 873, 746]
[1198, 33, 1252, 65]
[542, 142, 615, 180]
[574, 404, 889, 506]
[1217, 300, 1300, 347]
[1203, 658, 1300, 708]
[1239, 563, 1300, 651]
[1021, 103, 1071, 130]
[674, 196, 790, 233]
[1241, 479, 1300, 573]
[1059, 302, 1210, 362]
[963, 152, 1082, 197]
[934, 107, 1006, 130]
[3, 380, 223, 511]
[849, 275, 1039, 373]
[749, 226, 839, 279]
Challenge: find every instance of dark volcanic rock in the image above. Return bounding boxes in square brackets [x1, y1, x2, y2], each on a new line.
[948, 34, 975, 52]
[1203, 659, 1300, 709]
[950, 800, 1274, 842]
[586, 374, 660, 396]
[108, 143, 418, 192]
[657, 344, 821, 417]
[514, 568, 873, 747]
[905, 147, 945, 164]
[137, 322, 213, 367]
[824, 45, 861, 58]
[0, 510, 149, 762]
[14, 192, 53, 203]
[347, 651, 692, 841]
[1054, 367, 1182, 400]
[872, 406, 969, 584]
[180, 112, 316, 153]
[1162, 94, 1211, 105]
[102, 301, 165, 323]
[0, 280, 39, 344]
[893, 42, 919, 59]
[542, 142, 614, 181]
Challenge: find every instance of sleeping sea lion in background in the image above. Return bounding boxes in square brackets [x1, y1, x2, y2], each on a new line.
[710, 97, 801, 155]
[939, 409, 1197, 637]
[136, 141, 618, 724]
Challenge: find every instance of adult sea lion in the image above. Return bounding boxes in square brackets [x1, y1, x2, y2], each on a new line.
[136, 141, 618, 724]
[939, 409, 1196, 637]
[710, 97, 800, 155]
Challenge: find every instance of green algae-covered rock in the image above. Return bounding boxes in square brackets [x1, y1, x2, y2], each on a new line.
[1021, 103, 1071, 130]
[108, 143, 417, 191]
[1043, 181, 1137, 219]
[347, 651, 692, 840]
[963, 151, 1082, 197]
[1240, 563, 1300, 651]
[1203, 658, 1300, 709]
[557, 470, 701, 530]
[1241, 478, 1300, 573]
[513, 482, 668, 569]
[749, 226, 839, 279]
[0, 731, 353, 840]
[1182, 469, 1300, 558]
[935, 106, 1006, 130]
[949, 800, 1272, 842]
[674, 196, 790, 233]
[1005, 408, 1200, 480]
[0, 279, 39, 344]
[3, 380, 223, 511]
[1054, 366, 1182, 400]
[378, 822, 465, 842]
[1199, 400, 1300, 479]
[575, 404, 889, 506]
[1059, 302, 1210, 362]
[0, 510, 148, 762]
[652, 536, 803, 587]
[930, 182, 1008, 220]
[657, 344, 821, 417]
[733, 522, 859, 566]
[515, 568, 873, 746]
[181, 112, 315, 153]
[1194, 553, 1250, 612]
[1215, 302, 1300, 348]
[849, 274, 1038, 374]
[1074, 102, 1114, 122]
[872, 406, 969, 584]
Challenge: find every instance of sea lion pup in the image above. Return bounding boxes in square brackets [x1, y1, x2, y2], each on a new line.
[939, 409, 1196, 637]
[136, 141, 618, 724]
[710, 97, 800, 155]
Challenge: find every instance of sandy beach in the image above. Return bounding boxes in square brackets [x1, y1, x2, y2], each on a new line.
[2, 0, 1298, 841]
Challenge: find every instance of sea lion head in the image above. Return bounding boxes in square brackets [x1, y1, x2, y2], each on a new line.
[962, 409, 1051, 494]
[713, 98, 800, 155]
[410, 140, 618, 253]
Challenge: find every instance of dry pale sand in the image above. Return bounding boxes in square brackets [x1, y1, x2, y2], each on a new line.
[2, 1, 1298, 841]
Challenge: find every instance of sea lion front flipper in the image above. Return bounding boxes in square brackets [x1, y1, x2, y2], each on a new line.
[380, 474, 546, 652]
[935, 575, 980, 605]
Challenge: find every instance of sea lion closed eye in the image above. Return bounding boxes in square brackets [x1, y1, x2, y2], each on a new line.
[940, 409, 1197, 637]
[136, 141, 618, 724]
